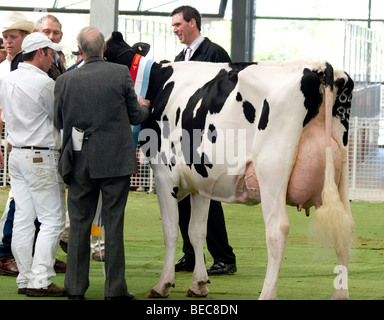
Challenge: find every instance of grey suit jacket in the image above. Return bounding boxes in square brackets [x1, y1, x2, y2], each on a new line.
[54, 57, 150, 181]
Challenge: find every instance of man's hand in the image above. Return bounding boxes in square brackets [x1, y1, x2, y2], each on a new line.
[139, 96, 151, 109]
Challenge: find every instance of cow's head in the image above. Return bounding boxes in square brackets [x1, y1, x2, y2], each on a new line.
[104, 31, 150, 66]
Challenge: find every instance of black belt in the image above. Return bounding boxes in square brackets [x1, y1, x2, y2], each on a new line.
[20, 146, 50, 150]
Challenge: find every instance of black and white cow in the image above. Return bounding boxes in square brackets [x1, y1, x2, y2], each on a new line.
[105, 32, 355, 300]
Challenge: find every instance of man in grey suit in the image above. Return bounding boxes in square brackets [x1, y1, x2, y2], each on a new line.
[54, 27, 151, 300]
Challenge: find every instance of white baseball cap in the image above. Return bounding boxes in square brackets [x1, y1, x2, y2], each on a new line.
[22, 32, 63, 54]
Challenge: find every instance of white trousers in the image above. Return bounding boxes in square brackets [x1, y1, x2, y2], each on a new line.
[9, 148, 66, 289]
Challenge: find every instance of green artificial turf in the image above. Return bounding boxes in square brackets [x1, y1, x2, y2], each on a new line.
[0, 187, 383, 300]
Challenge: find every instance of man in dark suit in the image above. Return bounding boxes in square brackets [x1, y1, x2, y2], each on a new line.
[54, 27, 151, 300]
[172, 5, 237, 276]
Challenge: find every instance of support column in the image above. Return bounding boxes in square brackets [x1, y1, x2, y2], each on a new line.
[231, 0, 255, 62]
[90, 0, 119, 37]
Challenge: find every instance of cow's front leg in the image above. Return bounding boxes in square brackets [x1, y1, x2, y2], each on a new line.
[259, 195, 290, 300]
[186, 193, 210, 297]
[147, 176, 179, 298]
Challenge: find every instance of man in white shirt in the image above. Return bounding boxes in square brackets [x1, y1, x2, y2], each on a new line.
[0, 32, 66, 297]
[0, 11, 34, 277]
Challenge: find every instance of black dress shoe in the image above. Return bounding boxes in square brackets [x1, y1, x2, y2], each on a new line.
[105, 292, 135, 300]
[207, 262, 237, 275]
[175, 256, 194, 272]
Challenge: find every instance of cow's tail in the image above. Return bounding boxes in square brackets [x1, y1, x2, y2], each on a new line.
[312, 63, 354, 252]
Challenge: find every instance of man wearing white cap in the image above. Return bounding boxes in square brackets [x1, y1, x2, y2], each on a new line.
[0, 32, 66, 297]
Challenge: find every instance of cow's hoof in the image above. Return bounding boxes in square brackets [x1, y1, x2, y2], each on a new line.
[332, 289, 349, 300]
[186, 288, 208, 298]
[146, 289, 168, 298]
[146, 282, 175, 298]
[186, 280, 209, 297]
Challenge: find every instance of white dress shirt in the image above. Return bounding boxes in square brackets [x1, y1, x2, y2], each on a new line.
[0, 62, 61, 150]
[0, 58, 11, 81]
[184, 34, 205, 61]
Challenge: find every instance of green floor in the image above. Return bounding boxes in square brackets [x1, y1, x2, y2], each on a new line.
[0, 187, 383, 300]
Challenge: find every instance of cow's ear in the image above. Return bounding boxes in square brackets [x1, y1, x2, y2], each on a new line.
[111, 31, 124, 41]
[132, 42, 151, 57]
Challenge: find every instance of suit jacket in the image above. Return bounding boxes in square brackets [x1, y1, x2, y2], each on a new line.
[54, 57, 150, 181]
[174, 37, 231, 63]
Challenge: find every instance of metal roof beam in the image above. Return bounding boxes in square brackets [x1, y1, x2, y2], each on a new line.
[0, 0, 228, 18]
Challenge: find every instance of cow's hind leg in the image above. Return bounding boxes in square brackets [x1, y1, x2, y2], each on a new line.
[332, 165, 354, 300]
[259, 194, 289, 300]
[147, 177, 179, 298]
[186, 193, 210, 297]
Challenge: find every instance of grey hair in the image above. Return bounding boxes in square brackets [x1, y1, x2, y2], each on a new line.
[35, 14, 62, 31]
[77, 27, 105, 58]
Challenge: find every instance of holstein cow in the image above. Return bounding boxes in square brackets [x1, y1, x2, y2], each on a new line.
[105, 31, 355, 300]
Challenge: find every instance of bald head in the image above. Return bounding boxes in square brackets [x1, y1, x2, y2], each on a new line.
[77, 27, 105, 59]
